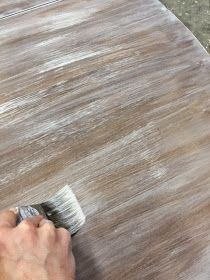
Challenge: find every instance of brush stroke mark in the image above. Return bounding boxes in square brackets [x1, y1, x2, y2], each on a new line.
[0, 0, 63, 20]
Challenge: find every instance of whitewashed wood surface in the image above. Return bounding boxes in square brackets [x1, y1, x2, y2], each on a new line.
[0, 0, 63, 19]
[0, 0, 210, 279]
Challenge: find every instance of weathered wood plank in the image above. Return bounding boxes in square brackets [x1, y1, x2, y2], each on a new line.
[0, 0, 210, 279]
[0, 0, 63, 19]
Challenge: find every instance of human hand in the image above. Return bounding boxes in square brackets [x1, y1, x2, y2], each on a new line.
[0, 209, 75, 280]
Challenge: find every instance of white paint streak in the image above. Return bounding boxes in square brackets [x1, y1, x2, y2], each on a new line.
[151, 167, 166, 179]
[45, 8, 98, 31]
[0, 96, 36, 115]
[35, 35, 65, 47]
[39, 49, 107, 73]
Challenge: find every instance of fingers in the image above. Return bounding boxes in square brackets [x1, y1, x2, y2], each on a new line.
[0, 210, 18, 228]
[18, 217, 53, 231]
[57, 228, 71, 241]
[38, 220, 70, 248]
[39, 219, 55, 234]
[57, 227, 71, 249]
[18, 215, 44, 228]
[38, 219, 56, 243]
[39, 219, 54, 227]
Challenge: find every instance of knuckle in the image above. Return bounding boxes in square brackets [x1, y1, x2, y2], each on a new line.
[58, 228, 70, 241]
[58, 227, 68, 235]
[20, 220, 34, 231]
[42, 223, 56, 236]
[44, 222, 54, 230]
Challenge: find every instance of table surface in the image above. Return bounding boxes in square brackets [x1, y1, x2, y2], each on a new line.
[0, 0, 210, 279]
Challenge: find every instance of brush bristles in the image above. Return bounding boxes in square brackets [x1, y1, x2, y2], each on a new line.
[41, 185, 86, 235]
[16, 185, 86, 235]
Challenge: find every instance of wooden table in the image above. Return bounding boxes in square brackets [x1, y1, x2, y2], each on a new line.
[0, 0, 210, 279]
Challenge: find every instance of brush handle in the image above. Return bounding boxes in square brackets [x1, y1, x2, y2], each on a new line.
[17, 206, 47, 225]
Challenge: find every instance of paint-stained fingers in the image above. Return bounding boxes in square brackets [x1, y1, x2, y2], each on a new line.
[0, 209, 18, 228]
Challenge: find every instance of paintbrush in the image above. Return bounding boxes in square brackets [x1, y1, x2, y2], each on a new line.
[16, 185, 86, 235]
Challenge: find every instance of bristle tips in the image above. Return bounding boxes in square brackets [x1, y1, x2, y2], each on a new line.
[41, 185, 86, 235]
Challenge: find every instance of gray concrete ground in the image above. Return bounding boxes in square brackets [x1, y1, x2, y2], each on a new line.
[161, 0, 210, 53]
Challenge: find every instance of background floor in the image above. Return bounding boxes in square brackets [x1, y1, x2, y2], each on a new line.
[161, 0, 210, 53]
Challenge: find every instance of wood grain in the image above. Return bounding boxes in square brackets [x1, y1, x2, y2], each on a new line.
[0, 0, 63, 19]
[0, 0, 210, 279]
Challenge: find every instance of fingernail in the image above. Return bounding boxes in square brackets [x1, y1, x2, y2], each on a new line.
[9, 207, 19, 215]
